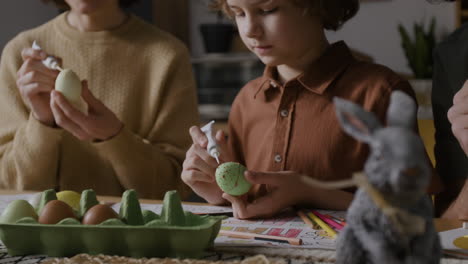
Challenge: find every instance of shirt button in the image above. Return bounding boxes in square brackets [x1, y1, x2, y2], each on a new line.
[274, 154, 282, 163]
[280, 109, 289, 117]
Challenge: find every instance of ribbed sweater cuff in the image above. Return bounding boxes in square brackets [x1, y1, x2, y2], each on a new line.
[92, 126, 140, 155]
[27, 115, 63, 143]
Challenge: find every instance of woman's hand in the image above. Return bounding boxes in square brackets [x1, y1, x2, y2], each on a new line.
[50, 80, 123, 141]
[181, 126, 232, 205]
[448, 80, 468, 156]
[222, 171, 309, 219]
[16, 48, 59, 127]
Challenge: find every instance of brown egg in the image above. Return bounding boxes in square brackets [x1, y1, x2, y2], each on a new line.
[82, 204, 119, 225]
[39, 200, 77, 224]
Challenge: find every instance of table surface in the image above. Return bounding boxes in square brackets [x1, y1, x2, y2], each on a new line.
[0, 189, 460, 232]
[0, 190, 464, 264]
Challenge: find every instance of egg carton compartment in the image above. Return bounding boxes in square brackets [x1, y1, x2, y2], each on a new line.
[0, 190, 225, 258]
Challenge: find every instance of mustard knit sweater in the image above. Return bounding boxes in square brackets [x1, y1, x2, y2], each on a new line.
[0, 13, 199, 199]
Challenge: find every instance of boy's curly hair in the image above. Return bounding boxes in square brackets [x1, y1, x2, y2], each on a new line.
[42, 0, 139, 10]
[211, 0, 359, 31]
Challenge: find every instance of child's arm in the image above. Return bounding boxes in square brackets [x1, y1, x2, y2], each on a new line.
[181, 126, 231, 205]
[222, 171, 354, 219]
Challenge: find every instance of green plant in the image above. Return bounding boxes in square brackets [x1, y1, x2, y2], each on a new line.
[398, 18, 436, 79]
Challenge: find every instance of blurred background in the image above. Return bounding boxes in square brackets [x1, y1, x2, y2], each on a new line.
[0, 0, 463, 164]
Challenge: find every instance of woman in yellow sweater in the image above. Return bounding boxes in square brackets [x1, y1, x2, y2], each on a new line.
[0, 0, 199, 199]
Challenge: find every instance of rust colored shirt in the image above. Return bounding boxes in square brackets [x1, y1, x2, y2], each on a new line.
[227, 41, 441, 199]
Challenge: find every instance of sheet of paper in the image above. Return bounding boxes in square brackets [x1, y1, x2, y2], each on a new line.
[439, 228, 468, 258]
[215, 209, 345, 249]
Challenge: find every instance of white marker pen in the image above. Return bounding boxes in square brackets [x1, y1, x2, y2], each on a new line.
[32, 41, 63, 71]
[201, 120, 220, 164]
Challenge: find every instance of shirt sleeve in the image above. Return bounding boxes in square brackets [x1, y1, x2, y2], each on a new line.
[0, 36, 63, 191]
[92, 48, 199, 200]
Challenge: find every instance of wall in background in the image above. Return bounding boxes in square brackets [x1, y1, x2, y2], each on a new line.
[190, 0, 457, 76]
[0, 1, 187, 54]
[0, 1, 57, 53]
[0, 0, 458, 76]
[326, 0, 456, 75]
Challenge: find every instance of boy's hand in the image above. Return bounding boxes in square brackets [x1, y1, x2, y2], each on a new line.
[17, 48, 60, 127]
[448, 80, 468, 156]
[50, 80, 123, 141]
[181, 126, 231, 205]
[222, 171, 308, 219]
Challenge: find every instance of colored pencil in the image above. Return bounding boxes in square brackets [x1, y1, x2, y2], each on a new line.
[297, 210, 330, 238]
[324, 214, 347, 225]
[297, 210, 318, 229]
[443, 249, 468, 258]
[219, 230, 302, 245]
[312, 210, 344, 231]
[307, 211, 337, 238]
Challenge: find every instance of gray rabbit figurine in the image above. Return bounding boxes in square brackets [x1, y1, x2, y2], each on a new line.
[333, 91, 441, 264]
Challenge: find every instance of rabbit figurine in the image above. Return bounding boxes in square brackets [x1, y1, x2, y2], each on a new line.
[333, 91, 441, 264]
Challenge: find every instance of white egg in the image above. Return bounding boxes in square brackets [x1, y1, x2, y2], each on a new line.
[55, 69, 81, 104]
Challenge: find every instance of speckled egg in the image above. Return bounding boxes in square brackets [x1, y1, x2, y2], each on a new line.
[38, 200, 77, 224]
[82, 204, 119, 225]
[215, 162, 251, 196]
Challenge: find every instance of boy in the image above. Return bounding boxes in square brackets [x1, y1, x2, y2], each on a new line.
[182, 0, 439, 218]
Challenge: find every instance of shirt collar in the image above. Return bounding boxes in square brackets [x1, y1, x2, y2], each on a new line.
[254, 41, 356, 99]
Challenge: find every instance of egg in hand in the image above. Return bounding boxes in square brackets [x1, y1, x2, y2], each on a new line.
[215, 162, 251, 196]
[55, 69, 81, 103]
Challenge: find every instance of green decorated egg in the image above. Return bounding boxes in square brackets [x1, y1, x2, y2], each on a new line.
[215, 162, 251, 196]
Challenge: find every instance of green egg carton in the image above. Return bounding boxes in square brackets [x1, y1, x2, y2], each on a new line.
[0, 189, 225, 258]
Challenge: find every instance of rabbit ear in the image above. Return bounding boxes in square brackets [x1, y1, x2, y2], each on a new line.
[334, 97, 382, 143]
[387, 91, 416, 129]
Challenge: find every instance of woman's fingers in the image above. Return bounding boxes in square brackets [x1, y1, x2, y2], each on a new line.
[21, 47, 46, 61]
[17, 70, 56, 89]
[18, 83, 53, 100]
[18, 57, 59, 79]
[81, 81, 105, 111]
[50, 92, 91, 141]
